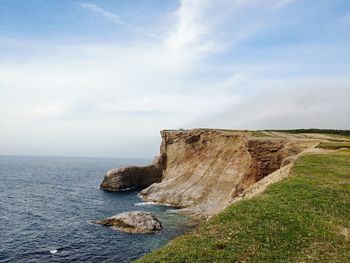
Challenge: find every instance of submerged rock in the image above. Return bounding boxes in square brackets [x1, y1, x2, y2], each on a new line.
[95, 211, 162, 233]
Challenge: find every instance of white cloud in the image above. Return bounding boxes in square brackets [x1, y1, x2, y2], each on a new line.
[165, 0, 296, 54]
[0, 40, 242, 157]
[166, 0, 212, 51]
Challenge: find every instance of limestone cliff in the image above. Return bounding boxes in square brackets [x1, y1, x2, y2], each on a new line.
[101, 129, 318, 218]
[141, 130, 315, 217]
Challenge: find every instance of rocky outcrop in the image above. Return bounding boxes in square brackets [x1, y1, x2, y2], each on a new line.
[141, 130, 251, 217]
[140, 130, 313, 218]
[100, 129, 318, 218]
[94, 211, 162, 233]
[100, 155, 165, 191]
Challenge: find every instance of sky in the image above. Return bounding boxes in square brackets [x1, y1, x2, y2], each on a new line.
[0, 0, 349, 158]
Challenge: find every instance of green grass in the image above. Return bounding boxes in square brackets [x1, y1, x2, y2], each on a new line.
[164, 129, 350, 138]
[137, 152, 350, 263]
[250, 131, 271, 137]
[267, 129, 350, 137]
[317, 142, 350, 150]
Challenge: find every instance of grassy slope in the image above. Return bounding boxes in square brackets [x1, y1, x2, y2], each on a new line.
[167, 129, 350, 137]
[267, 129, 350, 137]
[137, 151, 350, 263]
[317, 142, 350, 150]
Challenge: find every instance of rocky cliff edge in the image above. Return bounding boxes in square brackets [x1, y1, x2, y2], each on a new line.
[101, 129, 320, 218]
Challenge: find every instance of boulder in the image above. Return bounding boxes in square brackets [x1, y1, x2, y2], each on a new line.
[100, 155, 166, 191]
[100, 164, 162, 191]
[94, 211, 162, 233]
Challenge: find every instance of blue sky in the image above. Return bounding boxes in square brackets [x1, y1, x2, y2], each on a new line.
[0, 0, 349, 157]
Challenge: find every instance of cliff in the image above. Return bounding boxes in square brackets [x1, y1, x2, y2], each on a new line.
[141, 130, 318, 217]
[101, 129, 321, 218]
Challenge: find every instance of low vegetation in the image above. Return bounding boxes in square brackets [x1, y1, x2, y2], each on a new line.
[169, 128, 350, 138]
[317, 142, 350, 150]
[250, 130, 272, 137]
[137, 151, 350, 263]
[268, 129, 350, 137]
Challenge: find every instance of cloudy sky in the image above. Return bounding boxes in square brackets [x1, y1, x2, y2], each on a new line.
[0, 0, 349, 158]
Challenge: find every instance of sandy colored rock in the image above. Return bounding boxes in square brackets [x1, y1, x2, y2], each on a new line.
[140, 130, 318, 218]
[94, 211, 162, 233]
[100, 162, 163, 191]
[100, 129, 326, 218]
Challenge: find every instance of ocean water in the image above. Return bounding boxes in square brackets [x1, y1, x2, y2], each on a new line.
[0, 156, 193, 263]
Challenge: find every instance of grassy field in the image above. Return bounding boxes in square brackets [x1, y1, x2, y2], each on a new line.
[165, 129, 350, 138]
[268, 129, 350, 137]
[137, 151, 350, 263]
[317, 142, 350, 150]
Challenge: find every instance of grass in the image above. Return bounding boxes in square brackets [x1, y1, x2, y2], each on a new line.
[267, 129, 350, 137]
[250, 131, 271, 137]
[164, 129, 350, 138]
[137, 151, 350, 263]
[317, 142, 350, 150]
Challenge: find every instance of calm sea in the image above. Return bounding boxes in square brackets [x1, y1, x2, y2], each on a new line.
[0, 155, 192, 262]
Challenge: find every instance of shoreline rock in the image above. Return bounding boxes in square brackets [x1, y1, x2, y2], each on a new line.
[100, 154, 166, 192]
[100, 165, 162, 191]
[94, 211, 162, 233]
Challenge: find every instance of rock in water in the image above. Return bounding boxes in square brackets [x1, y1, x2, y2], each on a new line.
[100, 155, 166, 191]
[94, 211, 162, 233]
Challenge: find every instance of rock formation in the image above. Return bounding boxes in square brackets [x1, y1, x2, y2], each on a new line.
[141, 130, 316, 218]
[100, 155, 165, 191]
[101, 129, 319, 218]
[94, 211, 162, 233]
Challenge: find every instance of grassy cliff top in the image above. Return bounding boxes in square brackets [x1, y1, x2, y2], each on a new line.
[162, 128, 350, 138]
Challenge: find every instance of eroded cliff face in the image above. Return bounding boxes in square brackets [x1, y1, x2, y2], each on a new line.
[140, 130, 312, 218]
[101, 129, 317, 218]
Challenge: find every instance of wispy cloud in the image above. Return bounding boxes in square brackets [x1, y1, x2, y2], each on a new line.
[81, 3, 128, 26]
[81, 2, 161, 39]
[165, 0, 296, 54]
[81, 0, 296, 54]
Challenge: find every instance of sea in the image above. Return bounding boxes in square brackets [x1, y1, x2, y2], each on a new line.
[0, 155, 193, 263]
